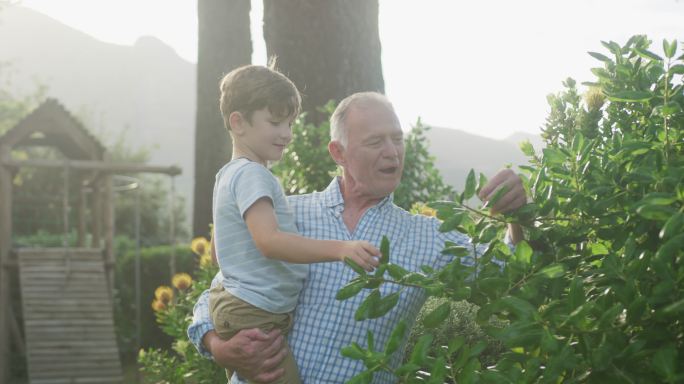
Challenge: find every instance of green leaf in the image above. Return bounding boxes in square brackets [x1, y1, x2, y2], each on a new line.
[386, 263, 409, 280]
[634, 47, 663, 61]
[519, 140, 535, 156]
[441, 244, 470, 257]
[368, 291, 401, 319]
[636, 205, 675, 221]
[652, 345, 677, 381]
[463, 169, 476, 200]
[422, 301, 451, 329]
[366, 330, 375, 351]
[448, 336, 465, 354]
[660, 212, 684, 240]
[485, 184, 509, 209]
[588, 51, 612, 62]
[663, 298, 684, 315]
[658, 101, 682, 117]
[537, 263, 566, 279]
[513, 240, 533, 265]
[670, 64, 684, 75]
[341, 342, 366, 360]
[346, 370, 373, 384]
[606, 90, 653, 103]
[601, 40, 621, 54]
[345, 258, 367, 276]
[427, 356, 448, 384]
[384, 319, 407, 355]
[638, 192, 678, 206]
[655, 233, 684, 263]
[438, 211, 465, 233]
[355, 289, 380, 321]
[409, 334, 433, 365]
[663, 39, 677, 59]
[336, 279, 366, 300]
[542, 148, 567, 165]
[379, 236, 390, 264]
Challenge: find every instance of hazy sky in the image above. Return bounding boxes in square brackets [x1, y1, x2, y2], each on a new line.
[14, 0, 684, 139]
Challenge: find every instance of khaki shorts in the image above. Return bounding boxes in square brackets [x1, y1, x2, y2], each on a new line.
[209, 285, 301, 384]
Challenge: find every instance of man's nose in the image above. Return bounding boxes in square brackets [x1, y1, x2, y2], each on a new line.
[381, 139, 399, 158]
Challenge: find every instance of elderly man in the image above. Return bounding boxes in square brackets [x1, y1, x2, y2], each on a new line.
[188, 92, 526, 383]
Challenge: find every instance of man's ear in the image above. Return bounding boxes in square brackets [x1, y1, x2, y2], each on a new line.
[229, 111, 246, 135]
[328, 141, 345, 166]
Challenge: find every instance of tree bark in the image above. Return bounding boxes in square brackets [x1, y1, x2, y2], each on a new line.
[193, 0, 252, 237]
[263, 0, 384, 125]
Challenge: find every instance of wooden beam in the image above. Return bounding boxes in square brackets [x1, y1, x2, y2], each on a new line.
[0, 157, 181, 176]
[77, 181, 87, 247]
[103, 175, 114, 296]
[0, 164, 13, 383]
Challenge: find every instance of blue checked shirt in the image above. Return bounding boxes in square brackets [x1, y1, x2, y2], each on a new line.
[188, 177, 483, 383]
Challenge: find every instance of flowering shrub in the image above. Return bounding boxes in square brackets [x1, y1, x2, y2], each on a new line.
[137, 236, 224, 383]
[337, 36, 684, 383]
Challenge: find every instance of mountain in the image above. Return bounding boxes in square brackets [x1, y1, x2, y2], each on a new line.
[0, 5, 196, 221]
[422, 126, 542, 191]
[0, 5, 544, 223]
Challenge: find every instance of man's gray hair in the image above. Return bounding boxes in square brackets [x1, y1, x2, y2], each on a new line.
[330, 92, 397, 147]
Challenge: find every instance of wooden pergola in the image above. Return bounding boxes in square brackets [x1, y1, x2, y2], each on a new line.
[0, 99, 181, 383]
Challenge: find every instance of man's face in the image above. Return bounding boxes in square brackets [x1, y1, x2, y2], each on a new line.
[338, 103, 404, 199]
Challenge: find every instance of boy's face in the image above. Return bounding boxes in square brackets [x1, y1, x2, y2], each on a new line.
[233, 108, 294, 164]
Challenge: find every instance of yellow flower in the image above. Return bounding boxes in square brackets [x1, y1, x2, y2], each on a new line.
[191, 237, 210, 256]
[199, 254, 213, 269]
[172, 273, 193, 291]
[151, 299, 166, 312]
[154, 285, 174, 304]
[420, 206, 437, 217]
[585, 87, 605, 111]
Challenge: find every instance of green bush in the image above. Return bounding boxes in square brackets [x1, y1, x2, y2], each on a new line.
[136, 237, 225, 383]
[114, 243, 196, 359]
[337, 36, 684, 383]
[406, 298, 506, 369]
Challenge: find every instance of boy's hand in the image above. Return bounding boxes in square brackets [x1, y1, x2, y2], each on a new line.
[341, 241, 380, 271]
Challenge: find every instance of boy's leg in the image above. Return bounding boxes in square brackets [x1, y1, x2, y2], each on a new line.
[208, 286, 301, 384]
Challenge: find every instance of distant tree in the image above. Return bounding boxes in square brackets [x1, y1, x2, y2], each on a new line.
[263, 0, 384, 125]
[193, 0, 251, 237]
[394, 120, 455, 210]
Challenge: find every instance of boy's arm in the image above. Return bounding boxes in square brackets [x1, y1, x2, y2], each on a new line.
[244, 197, 379, 270]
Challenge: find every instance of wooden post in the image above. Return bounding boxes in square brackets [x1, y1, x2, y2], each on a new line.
[103, 174, 115, 295]
[0, 164, 13, 383]
[77, 179, 87, 247]
[92, 178, 102, 249]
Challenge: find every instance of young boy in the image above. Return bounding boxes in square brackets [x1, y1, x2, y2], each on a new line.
[210, 64, 380, 384]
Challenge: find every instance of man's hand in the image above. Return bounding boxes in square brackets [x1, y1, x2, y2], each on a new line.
[204, 328, 287, 383]
[479, 169, 527, 214]
[479, 169, 527, 244]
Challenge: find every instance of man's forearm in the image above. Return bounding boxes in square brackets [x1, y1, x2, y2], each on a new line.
[507, 223, 524, 245]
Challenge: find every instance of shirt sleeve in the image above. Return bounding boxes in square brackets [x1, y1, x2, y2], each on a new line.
[231, 162, 277, 218]
[187, 272, 223, 358]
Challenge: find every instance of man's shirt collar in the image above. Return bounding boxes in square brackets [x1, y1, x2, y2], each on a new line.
[322, 177, 394, 211]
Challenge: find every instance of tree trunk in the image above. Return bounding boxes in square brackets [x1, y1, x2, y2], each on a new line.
[193, 0, 251, 237]
[263, 0, 384, 125]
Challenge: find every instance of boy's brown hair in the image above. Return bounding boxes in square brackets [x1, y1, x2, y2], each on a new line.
[219, 64, 301, 131]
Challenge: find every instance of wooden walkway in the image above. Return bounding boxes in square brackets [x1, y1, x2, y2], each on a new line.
[18, 248, 122, 384]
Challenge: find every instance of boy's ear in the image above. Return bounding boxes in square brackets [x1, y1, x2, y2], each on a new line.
[328, 141, 345, 166]
[229, 111, 246, 135]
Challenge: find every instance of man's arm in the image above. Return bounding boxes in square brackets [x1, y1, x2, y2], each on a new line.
[187, 278, 287, 382]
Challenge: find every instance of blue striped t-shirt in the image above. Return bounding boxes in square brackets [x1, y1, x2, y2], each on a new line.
[212, 158, 307, 313]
